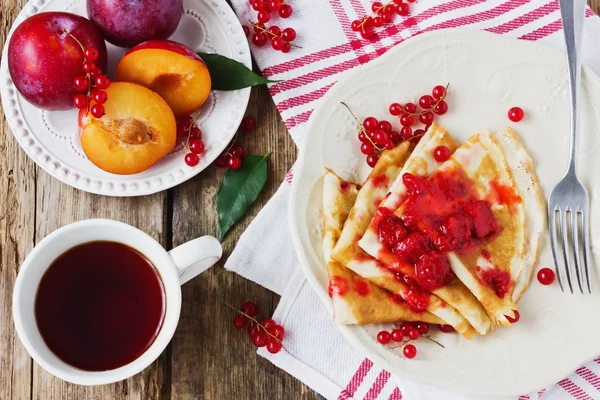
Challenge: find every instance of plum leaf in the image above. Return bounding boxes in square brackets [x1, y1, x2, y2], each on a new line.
[216, 154, 270, 241]
[198, 52, 279, 90]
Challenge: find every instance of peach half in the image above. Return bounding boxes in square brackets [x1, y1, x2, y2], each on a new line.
[115, 40, 211, 119]
[80, 82, 176, 175]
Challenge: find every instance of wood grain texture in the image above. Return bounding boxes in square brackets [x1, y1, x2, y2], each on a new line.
[3, 1, 600, 399]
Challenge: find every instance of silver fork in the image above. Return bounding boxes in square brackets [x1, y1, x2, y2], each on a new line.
[548, 0, 591, 294]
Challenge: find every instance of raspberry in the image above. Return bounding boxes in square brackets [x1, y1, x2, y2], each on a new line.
[393, 232, 430, 263]
[463, 200, 498, 238]
[378, 215, 407, 247]
[434, 213, 473, 251]
[401, 279, 431, 311]
[416, 251, 455, 291]
[402, 173, 428, 196]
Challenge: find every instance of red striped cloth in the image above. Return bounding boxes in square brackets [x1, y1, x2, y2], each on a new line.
[226, 1, 600, 399]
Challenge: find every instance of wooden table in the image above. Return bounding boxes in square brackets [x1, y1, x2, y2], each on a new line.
[2, 1, 600, 399]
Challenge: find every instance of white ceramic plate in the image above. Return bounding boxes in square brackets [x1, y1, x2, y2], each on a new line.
[0, 0, 250, 196]
[290, 28, 600, 398]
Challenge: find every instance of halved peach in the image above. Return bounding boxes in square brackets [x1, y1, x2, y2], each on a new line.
[80, 82, 176, 175]
[115, 40, 211, 119]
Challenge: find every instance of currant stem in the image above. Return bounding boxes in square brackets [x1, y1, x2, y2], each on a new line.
[423, 335, 445, 348]
[184, 108, 204, 148]
[399, 83, 451, 116]
[249, 21, 303, 49]
[223, 302, 283, 344]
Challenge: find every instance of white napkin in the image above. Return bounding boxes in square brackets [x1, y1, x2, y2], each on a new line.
[226, 1, 600, 399]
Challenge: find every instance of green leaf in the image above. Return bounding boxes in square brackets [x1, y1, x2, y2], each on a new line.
[198, 52, 278, 91]
[216, 154, 270, 241]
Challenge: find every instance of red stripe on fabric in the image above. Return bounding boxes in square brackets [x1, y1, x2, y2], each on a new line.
[518, 396, 530, 400]
[329, 0, 368, 58]
[558, 378, 593, 400]
[576, 366, 600, 393]
[388, 387, 403, 400]
[519, 19, 561, 40]
[338, 390, 352, 400]
[277, 83, 336, 113]
[485, 1, 558, 34]
[363, 370, 391, 400]
[262, 0, 484, 77]
[284, 169, 294, 184]
[344, 359, 374, 397]
[586, 7, 595, 17]
[285, 109, 313, 129]
[538, 389, 546, 399]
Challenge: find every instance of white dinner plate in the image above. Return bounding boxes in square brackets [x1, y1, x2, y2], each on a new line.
[289, 28, 600, 397]
[0, 0, 250, 196]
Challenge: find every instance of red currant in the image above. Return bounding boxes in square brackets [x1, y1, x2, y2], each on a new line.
[95, 75, 110, 89]
[506, 310, 520, 324]
[254, 22, 266, 33]
[363, 117, 378, 132]
[366, 154, 380, 168]
[389, 103, 402, 116]
[257, 10, 271, 23]
[374, 130, 389, 145]
[84, 47, 99, 61]
[215, 154, 228, 167]
[385, 141, 394, 150]
[266, 337, 283, 354]
[93, 90, 107, 104]
[415, 322, 429, 335]
[407, 328, 420, 340]
[389, 131, 402, 143]
[272, 325, 285, 340]
[82, 62, 94, 74]
[360, 28, 374, 40]
[361, 142, 375, 155]
[263, 318, 276, 331]
[419, 95, 434, 109]
[433, 146, 450, 162]
[251, 330, 268, 347]
[267, 26, 281, 36]
[233, 314, 247, 328]
[393, 0, 403, 4]
[397, 3, 409, 16]
[358, 131, 368, 142]
[90, 104, 105, 118]
[377, 330, 391, 344]
[400, 321, 412, 335]
[281, 28, 296, 42]
[243, 25, 250, 36]
[73, 94, 88, 109]
[508, 106, 524, 122]
[279, 4, 293, 18]
[373, 16, 384, 27]
[400, 113, 414, 127]
[432, 85, 446, 99]
[89, 67, 99, 79]
[391, 329, 404, 342]
[537, 268, 555, 285]
[281, 42, 291, 53]
[231, 145, 246, 158]
[403, 344, 417, 359]
[190, 127, 202, 139]
[419, 112, 434, 125]
[241, 116, 256, 131]
[184, 153, 199, 167]
[228, 156, 242, 170]
[189, 139, 205, 154]
[272, 37, 285, 51]
[413, 128, 425, 138]
[251, 0, 266, 11]
[74, 76, 89, 92]
[363, 16, 374, 28]
[438, 324, 454, 333]
[248, 321, 259, 336]
[241, 301, 257, 317]
[400, 126, 412, 140]
[252, 32, 268, 46]
[351, 20, 362, 31]
[378, 120, 392, 133]
[434, 100, 448, 115]
[404, 102, 416, 113]
[372, 1, 383, 12]
[268, 0, 281, 11]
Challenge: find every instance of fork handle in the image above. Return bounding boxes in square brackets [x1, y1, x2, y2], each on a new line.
[559, 0, 586, 175]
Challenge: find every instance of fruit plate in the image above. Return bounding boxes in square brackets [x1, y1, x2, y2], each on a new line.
[0, 0, 251, 196]
[289, 28, 600, 398]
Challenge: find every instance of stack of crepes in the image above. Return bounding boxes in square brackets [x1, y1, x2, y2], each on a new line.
[323, 123, 545, 338]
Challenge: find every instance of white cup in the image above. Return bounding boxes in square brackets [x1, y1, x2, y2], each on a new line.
[13, 219, 222, 385]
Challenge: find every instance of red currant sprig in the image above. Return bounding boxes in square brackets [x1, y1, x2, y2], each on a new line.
[376, 321, 444, 359]
[214, 116, 255, 170]
[250, 21, 298, 52]
[227, 301, 284, 354]
[351, 0, 412, 40]
[341, 102, 423, 168]
[69, 33, 110, 118]
[388, 83, 450, 134]
[178, 110, 206, 167]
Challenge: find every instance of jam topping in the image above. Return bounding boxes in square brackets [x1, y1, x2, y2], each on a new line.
[434, 213, 473, 251]
[378, 214, 407, 247]
[401, 277, 431, 311]
[463, 200, 498, 238]
[328, 276, 349, 297]
[354, 279, 371, 296]
[416, 251, 455, 291]
[478, 268, 510, 298]
[490, 180, 521, 213]
[393, 232, 430, 264]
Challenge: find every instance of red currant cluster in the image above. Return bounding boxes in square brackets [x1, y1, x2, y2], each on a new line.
[214, 116, 255, 170]
[377, 321, 450, 359]
[243, 0, 297, 52]
[177, 114, 205, 167]
[72, 43, 111, 118]
[342, 102, 423, 168]
[232, 301, 285, 354]
[388, 84, 449, 136]
[351, 0, 414, 40]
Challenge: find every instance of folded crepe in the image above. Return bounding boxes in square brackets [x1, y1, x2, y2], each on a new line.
[323, 169, 442, 324]
[329, 140, 476, 338]
[357, 124, 492, 335]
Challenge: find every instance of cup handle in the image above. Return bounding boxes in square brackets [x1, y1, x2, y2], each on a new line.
[168, 236, 223, 285]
